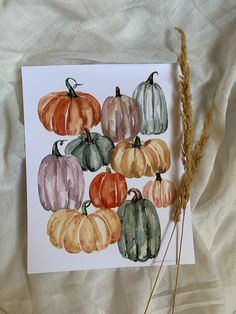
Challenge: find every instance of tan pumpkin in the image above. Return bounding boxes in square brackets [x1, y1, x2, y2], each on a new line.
[47, 201, 121, 253]
[142, 173, 177, 207]
[38, 78, 101, 136]
[111, 136, 170, 178]
[101, 86, 140, 142]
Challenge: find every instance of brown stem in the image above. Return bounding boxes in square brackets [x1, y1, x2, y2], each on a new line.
[146, 71, 159, 85]
[106, 167, 112, 173]
[132, 136, 142, 148]
[155, 173, 162, 182]
[115, 86, 122, 97]
[84, 128, 93, 144]
[128, 188, 143, 202]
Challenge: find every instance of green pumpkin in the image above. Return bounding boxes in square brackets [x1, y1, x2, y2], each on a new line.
[117, 188, 161, 262]
[133, 71, 168, 135]
[65, 129, 114, 172]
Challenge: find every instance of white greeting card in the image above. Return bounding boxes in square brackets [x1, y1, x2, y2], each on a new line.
[22, 64, 195, 274]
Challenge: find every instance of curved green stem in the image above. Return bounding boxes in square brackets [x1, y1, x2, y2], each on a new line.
[146, 71, 159, 85]
[52, 140, 67, 157]
[132, 136, 142, 148]
[81, 200, 91, 215]
[65, 78, 82, 98]
[128, 188, 143, 202]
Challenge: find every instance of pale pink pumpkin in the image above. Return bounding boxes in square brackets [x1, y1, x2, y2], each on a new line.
[142, 173, 177, 208]
[101, 86, 140, 142]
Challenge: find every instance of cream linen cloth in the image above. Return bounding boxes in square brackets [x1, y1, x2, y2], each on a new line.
[0, 1, 235, 313]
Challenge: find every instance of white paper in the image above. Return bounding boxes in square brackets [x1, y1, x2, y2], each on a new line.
[22, 64, 195, 274]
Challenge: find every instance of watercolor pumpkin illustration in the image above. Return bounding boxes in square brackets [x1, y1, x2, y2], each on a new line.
[143, 173, 177, 208]
[47, 201, 121, 253]
[101, 86, 140, 142]
[111, 136, 170, 178]
[133, 71, 168, 135]
[117, 188, 161, 262]
[38, 140, 85, 212]
[38, 78, 101, 136]
[89, 167, 128, 209]
[65, 128, 114, 172]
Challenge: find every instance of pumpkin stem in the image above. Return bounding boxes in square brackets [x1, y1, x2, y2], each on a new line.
[133, 136, 142, 148]
[156, 172, 162, 182]
[81, 200, 91, 215]
[106, 167, 112, 173]
[52, 140, 67, 157]
[84, 128, 93, 144]
[128, 188, 143, 202]
[115, 86, 122, 97]
[146, 71, 159, 85]
[65, 78, 82, 98]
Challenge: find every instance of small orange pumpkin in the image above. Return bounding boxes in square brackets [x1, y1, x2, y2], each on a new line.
[38, 78, 101, 135]
[89, 167, 128, 208]
[47, 201, 121, 253]
[111, 136, 170, 178]
[142, 173, 177, 207]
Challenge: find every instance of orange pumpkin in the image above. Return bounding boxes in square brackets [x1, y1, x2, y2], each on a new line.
[47, 201, 121, 253]
[111, 136, 170, 178]
[38, 78, 101, 135]
[89, 167, 127, 208]
[142, 173, 177, 207]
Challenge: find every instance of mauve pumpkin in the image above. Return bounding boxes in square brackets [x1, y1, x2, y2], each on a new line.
[38, 140, 85, 212]
[89, 167, 127, 208]
[47, 201, 121, 253]
[38, 78, 101, 136]
[142, 173, 177, 208]
[133, 71, 168, 134]
[101, 86, 140, 142]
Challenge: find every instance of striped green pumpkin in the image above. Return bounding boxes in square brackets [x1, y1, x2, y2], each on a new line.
[117, 188, 161, 262]
[65, 128, 114, 172]
[133, 71, 168, 135]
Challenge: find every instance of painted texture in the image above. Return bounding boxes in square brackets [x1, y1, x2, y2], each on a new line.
[117, 189, 161, 262]
[47, 206, 121, 253]
[65, 129, 114, 172]
[101, 87, 140, 142]
[89, 167, 127, 208]
[38, 142, 85, 211]
[143, 175, 177, 208]
[111, 136, 170, 178]
[38, 78, 101, 136]
[133, 72, 168, 134]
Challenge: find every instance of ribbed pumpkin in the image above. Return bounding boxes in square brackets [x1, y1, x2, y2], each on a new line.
[133, 71, 168, 134]
[143, 173, 177, 208]
[111, 136, 170, 178]
[89, 167, 128, 208]
[47, 201, 121, 253]
[38, 78, 101, 136]
[38, 140, 84, 212]
[101, 86, 140, 142]
[65, 128, 114, 172]
[118, 188, 161, 262]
